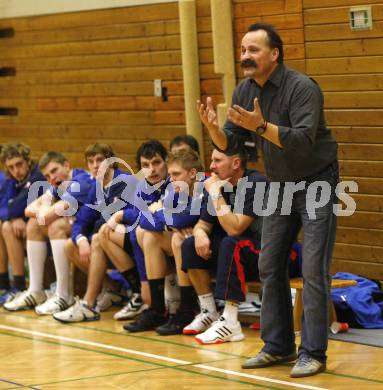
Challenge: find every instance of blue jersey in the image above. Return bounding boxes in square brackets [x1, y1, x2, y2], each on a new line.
[122, 177, 170, 228]
[139, 179, 204, 232]
[121, 177, 170, 282]
[71, 169, 138, 243]
[49, 168, 93, 207]
[0, 171, 13, 220]
[5, 163, 46, 220]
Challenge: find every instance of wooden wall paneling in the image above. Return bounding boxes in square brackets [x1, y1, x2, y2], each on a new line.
[0, 2, 189, 173]
[343, 177, 383, 195]
[333, 127, 383, 143]
[337, 226, 383, 246]
[306, 38, 383, 58]
[340, 161, 383, 178]
[304, 0, 383, 10]
[0, 125, 185, 140]
[304, 0, 383, 277]
[351, 194, 383, 212]
[338, 211, 383, 229]
[325, 109, 383, 126]
[0, 3, 180, 31]
[332, 259, 383, 280]
[0, 81, 185, 98]
[333, 242, 383, 264]
[304, 4, 383, 25]
[338, 144, 383, 160]
[324, 91, 383, 108]
[307, 56, 383, 75]
[312, 74, 383, 92]
[305, 21, 383, 42]
[234, 0, 302, 17]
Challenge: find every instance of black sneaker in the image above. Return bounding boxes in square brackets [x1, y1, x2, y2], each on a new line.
[156, 310, 195, 336]
[123, 308, 167, 332]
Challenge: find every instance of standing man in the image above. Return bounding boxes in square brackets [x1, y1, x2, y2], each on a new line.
[198, 23, 338, 377]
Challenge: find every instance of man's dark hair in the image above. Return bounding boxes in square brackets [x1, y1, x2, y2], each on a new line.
[135, 139, 168, 169]
[39, 151, 67, 171]
[224, 147, 248, 170]
[84, 143, 118, 169]
[248, 23, 284, 64]
[85, 143, 115, 160]
[170, 134, 200, 155]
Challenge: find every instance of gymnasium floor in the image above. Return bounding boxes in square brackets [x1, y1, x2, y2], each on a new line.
[0, 309, 382, 389]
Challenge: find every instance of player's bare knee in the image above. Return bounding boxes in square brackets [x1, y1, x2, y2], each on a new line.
[90, 233, 101, 251]
[47, 218, 69, 239]
[171, 232, 184, 251]
[64, 238, 76, 258]
[1, 220, 13, 237]
[98, 224, 108, 244]
[26, 217, 44, 238]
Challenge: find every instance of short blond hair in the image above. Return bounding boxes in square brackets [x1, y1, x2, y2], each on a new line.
[167, 150, 203, 172]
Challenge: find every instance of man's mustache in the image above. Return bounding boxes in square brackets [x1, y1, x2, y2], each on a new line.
[240, 59, 258, 68]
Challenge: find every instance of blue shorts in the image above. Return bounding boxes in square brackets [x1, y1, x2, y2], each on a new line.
[181, 233, 260, 302]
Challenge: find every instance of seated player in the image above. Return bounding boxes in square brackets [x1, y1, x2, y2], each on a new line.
[53, 145, 138, 323]
[4, 151, 93, 312]
[0, 143, 46, 304]
[53, 140, 169, 323]
[170, 134, 200, 155]
[0, 164, 13, 301]
[181, 148, 266, 344]
[124, 150, 203, 333]
[97, 140, 170, 321]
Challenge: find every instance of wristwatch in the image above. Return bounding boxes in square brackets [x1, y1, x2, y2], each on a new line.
[255, 119, 268, 136]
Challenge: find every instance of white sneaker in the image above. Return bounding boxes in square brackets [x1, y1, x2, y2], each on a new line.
[195, 316, 245, 344]
[183, 309, 218, 335]
[96, 288, 125, 312]
[114, 293, 148, 320]
[35, 294, 74, 315]
[53, 297, 100, 323]
[3, 290, 47, 311]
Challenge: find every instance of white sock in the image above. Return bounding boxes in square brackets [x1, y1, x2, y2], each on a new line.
[50, 239, 71, 301]
[198, 293, 217, 314]
[164, 273, 180, 315]
[26, 240, 47, 293]
[222, 301, 239, 326]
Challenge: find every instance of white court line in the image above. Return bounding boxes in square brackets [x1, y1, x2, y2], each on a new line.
[0, 324, 329, 390]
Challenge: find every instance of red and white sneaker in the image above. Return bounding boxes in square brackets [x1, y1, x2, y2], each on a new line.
[195, 316, 245, 344]
[183, 309, 218, 335]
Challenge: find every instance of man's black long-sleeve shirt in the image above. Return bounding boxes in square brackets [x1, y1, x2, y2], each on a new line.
[223, 64, 338, 182]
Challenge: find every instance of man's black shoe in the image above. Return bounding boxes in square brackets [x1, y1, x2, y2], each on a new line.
[156, 310, 195, 336]
[123, 308, 167, 332]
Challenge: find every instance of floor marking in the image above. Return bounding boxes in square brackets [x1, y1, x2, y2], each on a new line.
[0, 312, 249, 358]
[0, 330, 283, 390]
[3, 312, 383, 385]
[0, 378, 39, 389]
[0, 324, 329, 390]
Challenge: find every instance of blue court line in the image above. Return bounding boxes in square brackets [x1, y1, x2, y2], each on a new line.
[2, 311, 383, 385]
[0, 329, 282, 390]
[0, 379, 39, 389]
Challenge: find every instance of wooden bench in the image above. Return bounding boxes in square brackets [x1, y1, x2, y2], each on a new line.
[247, 278, 357, 331]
